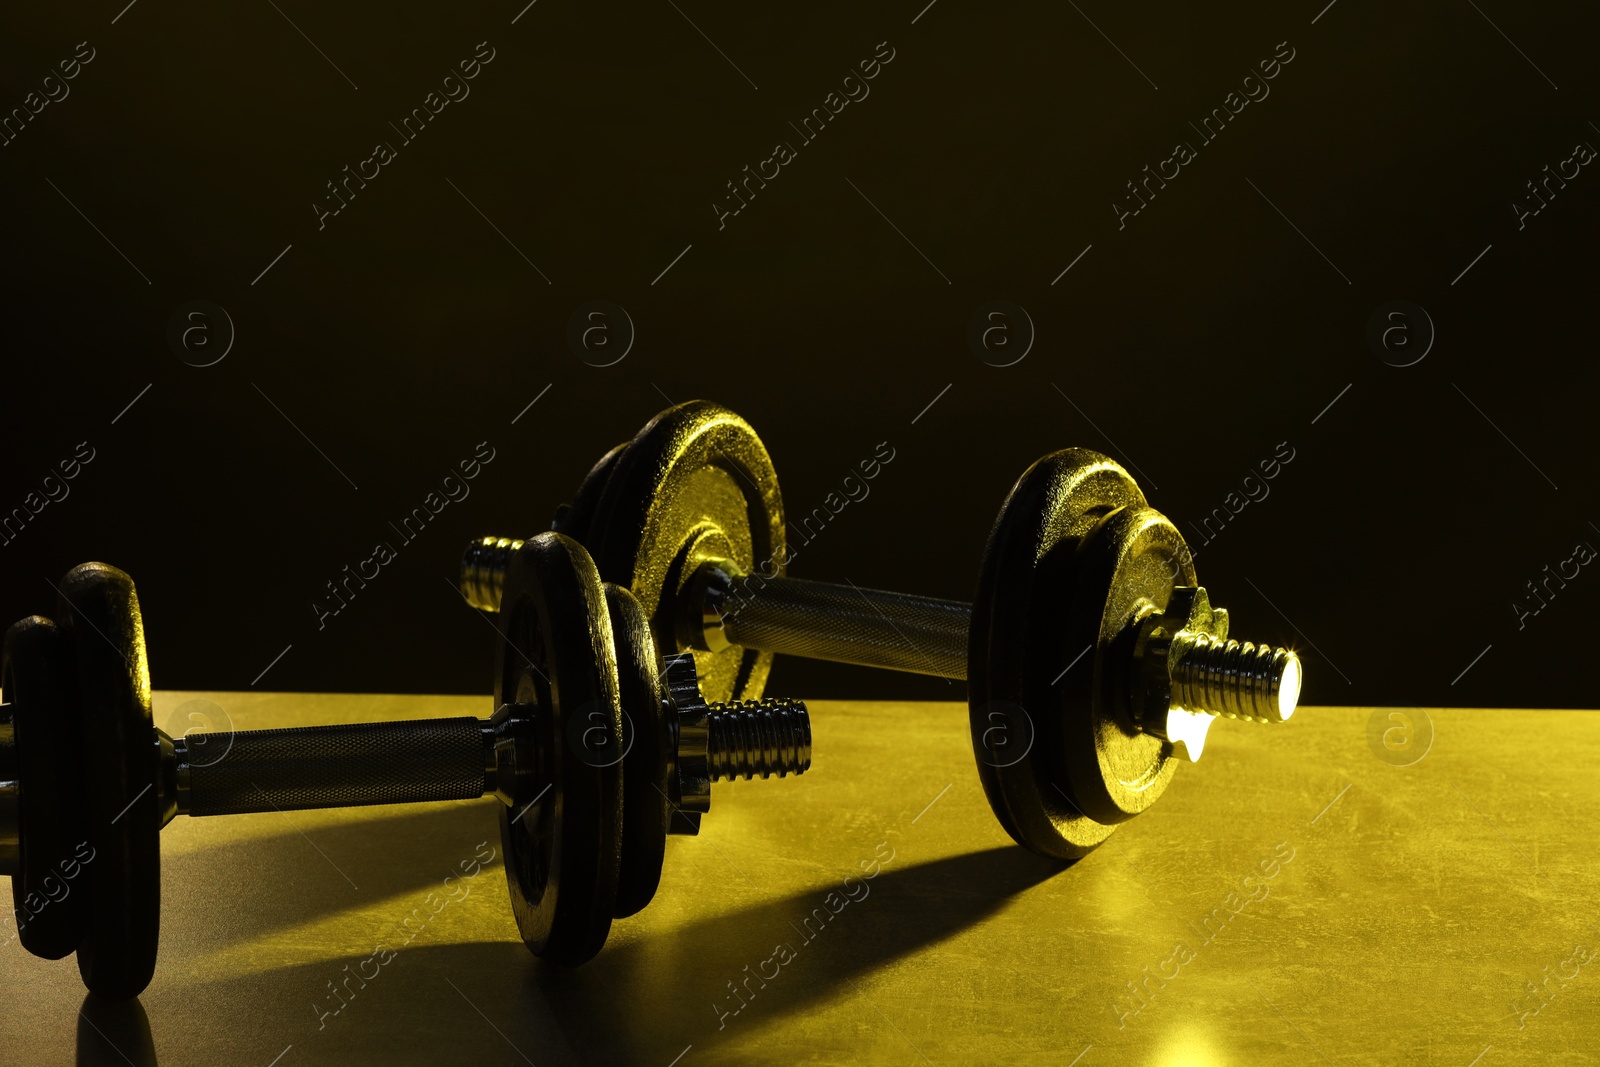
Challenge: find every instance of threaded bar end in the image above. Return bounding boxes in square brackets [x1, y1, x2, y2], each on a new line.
[461, 536, 522, 613]
[1171, 636, 1301, 725]
[705, 699, 812, 781]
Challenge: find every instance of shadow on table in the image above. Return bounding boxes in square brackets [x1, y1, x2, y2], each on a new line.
[107, 844, 1072, 1065]
[165, 844, 1062, 1062]
[551, 843, 1071, 1060]
[78, 995, 156, 1067]
[173, 800, 503, 949]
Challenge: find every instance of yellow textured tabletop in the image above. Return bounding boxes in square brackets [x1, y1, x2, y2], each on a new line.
[2, 692, 1594, 1066]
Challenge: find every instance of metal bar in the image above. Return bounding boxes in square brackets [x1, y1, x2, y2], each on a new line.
[715, 575, 970, 680]
[181, 717, 491, 817]
[459, 535, 971, 678]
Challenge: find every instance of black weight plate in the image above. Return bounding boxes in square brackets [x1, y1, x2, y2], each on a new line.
[586, 401, 784, 704]
[495, 533, 623, 965]
[55, 563, 161, 999]
[970, 450, 1166, 861]
[553, 442, 627, 544]
[3, 615, 86, 960]
[1056, 503, 1196, 824]
[605, 584, 670, 919]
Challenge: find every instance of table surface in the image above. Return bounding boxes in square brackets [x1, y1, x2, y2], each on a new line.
[2, 693, 1595, 1066]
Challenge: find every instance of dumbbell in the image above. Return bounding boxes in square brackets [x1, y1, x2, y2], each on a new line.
[459, 401, 1302, 862]
[0, 533, 810, 999]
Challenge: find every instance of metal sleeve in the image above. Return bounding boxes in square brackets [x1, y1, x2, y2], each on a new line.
[184, 717, 488, 817]
[461, 536, 521, 612]
[718, 576, 971, 680]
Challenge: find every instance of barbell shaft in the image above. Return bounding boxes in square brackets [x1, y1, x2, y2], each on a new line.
[178, 717, 492, 818]
[711, 573, 971, 681]
[463, 537, 972, 681]
[716, 579, 966, 681]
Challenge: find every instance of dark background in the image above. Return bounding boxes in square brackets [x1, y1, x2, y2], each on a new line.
[1, 0, 1594, 708]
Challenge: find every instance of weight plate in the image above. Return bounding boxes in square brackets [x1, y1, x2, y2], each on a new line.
[494, 533, 623, 965]
[553, 442, 627, 544]
[586, 401, 784, 704]
[605, 584, 670, 919]
[54, 563, 161, 999]
[1060, 504, 1195, 823]
[3, 615, 86, 960]
[970, 450, 1188, 860]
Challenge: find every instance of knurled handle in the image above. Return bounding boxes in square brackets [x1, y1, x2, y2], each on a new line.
[184, 717, 488, 817]
[719, 576, 971, 680]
